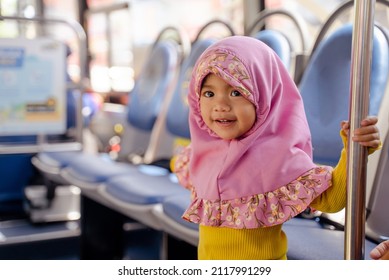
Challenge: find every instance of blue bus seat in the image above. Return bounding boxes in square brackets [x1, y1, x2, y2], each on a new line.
[126, 42, 179, 132]
[152, 188, 199, 246]
[97, 173, 186, 229]
[300, 23, 388, 166]
[253, 30, 291, 70]
[283, 218, 378, 260]
[29, 84, 89, 185]
[283, 23, 389, 259]
[133, 40, 216, 165]
[245, 8, 309, 84]
[166, 39, 216, 139]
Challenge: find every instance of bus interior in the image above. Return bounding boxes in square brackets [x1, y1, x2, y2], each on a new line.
[0, 0, 389, 260]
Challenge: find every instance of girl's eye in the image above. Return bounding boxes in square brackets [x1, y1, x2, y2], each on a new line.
[202, 91, 214, 98]
[231, 90, 241, 97]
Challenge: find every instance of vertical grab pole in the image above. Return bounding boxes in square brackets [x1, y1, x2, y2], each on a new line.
[345, 0, 376, 260]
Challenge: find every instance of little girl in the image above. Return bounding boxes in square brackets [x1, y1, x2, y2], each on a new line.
[174, 36, 381, 260]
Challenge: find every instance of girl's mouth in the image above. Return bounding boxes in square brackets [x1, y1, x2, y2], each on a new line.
[215, 119, 235, 127]
[216, 119, 232, 123]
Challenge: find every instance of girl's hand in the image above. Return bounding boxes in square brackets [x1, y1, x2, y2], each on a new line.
[370, 240, 389, 260]
[341, 116, 381, 149]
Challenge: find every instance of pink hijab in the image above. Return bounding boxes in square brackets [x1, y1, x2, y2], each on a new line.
[188, 36, 317, 200]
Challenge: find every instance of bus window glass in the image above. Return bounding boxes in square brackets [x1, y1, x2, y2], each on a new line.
[86, 0, 243, 97]
[42, 0, 80, 82]
[0, 0, 40, 38]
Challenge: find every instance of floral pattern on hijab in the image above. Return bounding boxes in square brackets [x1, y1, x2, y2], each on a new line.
[175, 143, 333, 229]
[195, 51, 252, 100]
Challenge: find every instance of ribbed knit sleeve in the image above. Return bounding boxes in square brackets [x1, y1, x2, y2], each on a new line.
[310, 128, 381, 213]
[310, 147, 347, 213]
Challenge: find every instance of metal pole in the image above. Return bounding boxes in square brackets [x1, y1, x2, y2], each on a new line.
[345, 0, 375, 260]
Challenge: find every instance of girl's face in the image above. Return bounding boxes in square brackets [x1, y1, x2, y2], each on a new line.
[199, 74, 256, 140]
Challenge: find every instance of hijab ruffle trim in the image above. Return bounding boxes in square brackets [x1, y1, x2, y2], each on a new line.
[182, 166, 333, 229]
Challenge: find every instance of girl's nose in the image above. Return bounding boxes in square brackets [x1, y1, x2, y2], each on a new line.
[213, 97, 231, 112]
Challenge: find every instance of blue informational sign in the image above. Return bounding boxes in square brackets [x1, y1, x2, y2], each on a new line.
[0, 38, 66, 135]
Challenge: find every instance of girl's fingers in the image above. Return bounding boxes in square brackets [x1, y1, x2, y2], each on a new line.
[340, 117, 380, 149]
[370, 240, 389, 260]
[360, 116, 378, 126]
[342, 116, 378, 131]
[341, 120, 349, 129]
[357, 140, 381, 149]
[353, 127, 379, 137]
[352, 133, 381, 148]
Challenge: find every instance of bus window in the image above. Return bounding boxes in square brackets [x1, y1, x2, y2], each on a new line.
[86, 0, 244, 99]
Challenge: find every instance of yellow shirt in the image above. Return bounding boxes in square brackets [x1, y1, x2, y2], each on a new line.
[174, 131, 380, 260]
[198, 147, 348, 260]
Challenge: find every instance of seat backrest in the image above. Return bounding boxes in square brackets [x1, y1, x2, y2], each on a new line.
[166, 39, 216, 139]
[139, 39, 216, 165]
[116, 40, 180, 163]
[127, 41, 179, 131]
[299, 23, 389, 166]
[253, 30, 291, 70]
[117, 40, 180, 161]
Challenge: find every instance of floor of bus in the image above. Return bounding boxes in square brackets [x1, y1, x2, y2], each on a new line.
[0, 186, 199, 260]
[0, 204, 163, 260]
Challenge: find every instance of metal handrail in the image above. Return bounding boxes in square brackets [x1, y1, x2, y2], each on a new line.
[246, 8, 308, 53]
[193, 19, 236, 43]
[152, 26, 191, 63]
